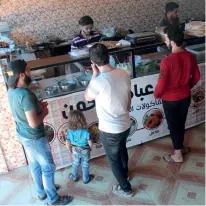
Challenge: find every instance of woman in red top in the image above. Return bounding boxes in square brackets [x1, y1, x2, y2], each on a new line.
[154, 26, 200, 163]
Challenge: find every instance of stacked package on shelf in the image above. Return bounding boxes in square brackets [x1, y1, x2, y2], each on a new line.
[0, 36, 15, 55]
[185, 21, 205, 37]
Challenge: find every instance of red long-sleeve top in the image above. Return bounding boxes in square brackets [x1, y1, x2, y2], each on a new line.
[154, 50, 200, 101]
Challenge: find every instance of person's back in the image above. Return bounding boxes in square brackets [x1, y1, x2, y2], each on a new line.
[90, 69, 130, 133]
[159, 50, 199, 100]
[154, 25, 200, 165]
[67, 129, 90, 147]
[85, 43, 133, 197]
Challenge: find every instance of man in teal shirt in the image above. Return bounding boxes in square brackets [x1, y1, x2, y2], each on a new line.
[7, 59, 72, 205]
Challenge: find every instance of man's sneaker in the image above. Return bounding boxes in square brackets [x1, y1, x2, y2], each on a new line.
[112, 188, 134, 197]
[112, 184, 133, 197]
[112, 177, 130, 189]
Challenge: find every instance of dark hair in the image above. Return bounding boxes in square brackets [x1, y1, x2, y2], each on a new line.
[165, 2, 179, 13]
[163, 25, 184, 46]
[68, 110, 87, 130]
[79, 16, 94, 26]
[89, 43, 109, 66]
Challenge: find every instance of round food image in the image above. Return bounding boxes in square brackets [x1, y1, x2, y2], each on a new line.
[44, 123, 56, 144]
[129, 117, 137, 136]
[191, 88, 205, 108]
[143, 109, 164, 130]
[57, 122, 69, 145]
[88, 122, 101, 144]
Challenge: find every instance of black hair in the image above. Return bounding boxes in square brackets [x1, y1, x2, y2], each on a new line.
[164, 25, 184, 46]
[165, 2, 179, 14]
[89, 43, 109, 66]
[79, 16, 94, 26]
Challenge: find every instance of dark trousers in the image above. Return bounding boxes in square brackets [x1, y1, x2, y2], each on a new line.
[100, 128, 131, 192]
[163, 96, 191, 150]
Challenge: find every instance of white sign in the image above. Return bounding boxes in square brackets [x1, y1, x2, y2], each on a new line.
[44, 63, 205, 169]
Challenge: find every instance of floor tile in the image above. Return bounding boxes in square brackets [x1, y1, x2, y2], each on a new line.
[0, 124, 204, 205]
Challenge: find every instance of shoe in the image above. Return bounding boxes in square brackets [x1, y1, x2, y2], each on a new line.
[83, 174, 95, 184]
[112, 187, 133, 197]
[47, 195, 73, 205]
[38, 184, 60, 200]
[112, 177, 130, 189]
[69, 173, 79, 182]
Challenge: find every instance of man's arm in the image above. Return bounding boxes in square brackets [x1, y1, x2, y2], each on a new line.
[25, 106, 48, 128]
[84, 87, 96, 101]
[23, 94, 48, 128]
[190, 56, 200, 88]
[154, 60, 169, 99]
[127, 91, 131, 112]
[84, 63, 99, 101]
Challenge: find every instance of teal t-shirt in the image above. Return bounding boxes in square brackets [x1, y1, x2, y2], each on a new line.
[66, 129, 90, 147]
[8, 88, 45, 139]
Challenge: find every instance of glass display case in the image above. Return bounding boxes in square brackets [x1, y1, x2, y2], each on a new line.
[0, 48, 136, 101]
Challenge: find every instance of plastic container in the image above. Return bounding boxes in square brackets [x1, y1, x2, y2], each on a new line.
[0, 22, 10, 38]
[185, 43, 205, 62]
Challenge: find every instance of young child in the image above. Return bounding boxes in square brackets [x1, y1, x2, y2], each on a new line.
[64, 110, 94, 184]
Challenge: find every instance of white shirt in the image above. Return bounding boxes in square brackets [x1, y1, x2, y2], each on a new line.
[87, 69, 131, 133]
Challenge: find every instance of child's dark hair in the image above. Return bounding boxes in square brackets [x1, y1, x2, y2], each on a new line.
[68, 110, 87, 130]
[164, 25, 184, 47]
[79, 16, 94, 26]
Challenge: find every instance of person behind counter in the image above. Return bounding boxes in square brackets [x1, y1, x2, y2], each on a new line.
[72, 15, 101, 49]
[66, 15, 101, 74]
[6, 59, 73, 205]
[62, 110, 94, 184]
[154, 26, 200, 163]
[84, 44, 133, 197]
[158, 2, 180, 28]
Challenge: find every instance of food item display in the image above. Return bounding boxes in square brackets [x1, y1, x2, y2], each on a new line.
[100, 41, 117, 49]
[191, 88, 205, 108]
[57, 123, 69, 145]
[129, 117, 137, 136]
[0, 41, 9, 48]
[87, 41, 118, 49]
[143, 109, 164, 130]
[136, 60, 160, 73]
[44, 124, 55, 143]
[88, 122, 100, 144]
[185, 21, 205, 37]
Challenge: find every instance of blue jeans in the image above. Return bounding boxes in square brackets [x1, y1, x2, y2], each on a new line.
[17, 136, 59, 204]
[71, 148, 90, 182]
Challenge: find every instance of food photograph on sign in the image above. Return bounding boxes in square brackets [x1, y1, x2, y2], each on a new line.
[191, 87, 205, 109]
[143, 108, 164, 130]
[57, 122, 69, 145]
[88, 122, 101, 144]
[129, 116, 138, 136]
[44, 123, 56, 144]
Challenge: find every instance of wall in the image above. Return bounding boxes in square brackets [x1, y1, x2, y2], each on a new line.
[0, 60, 27, 174]
[0, 0, 205, 45]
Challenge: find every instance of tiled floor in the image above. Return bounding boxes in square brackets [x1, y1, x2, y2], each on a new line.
[0, 124, 205, 205]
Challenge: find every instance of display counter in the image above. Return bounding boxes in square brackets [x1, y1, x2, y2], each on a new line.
[0, 40, 205, 171]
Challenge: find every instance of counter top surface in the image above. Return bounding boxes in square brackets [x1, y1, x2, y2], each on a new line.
[27, 42, 164, 70]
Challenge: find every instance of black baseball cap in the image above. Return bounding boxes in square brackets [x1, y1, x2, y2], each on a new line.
[6, 59, 27, 86]
[166, 2, 179, 13]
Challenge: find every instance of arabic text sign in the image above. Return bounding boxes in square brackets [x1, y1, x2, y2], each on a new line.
[44, 63, 205, 169]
